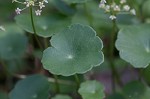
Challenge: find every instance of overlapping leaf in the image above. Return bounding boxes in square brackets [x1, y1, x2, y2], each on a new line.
[78, 80, 105, 99]
[122, 81, 150, 99]
[51, 0, 76, 15]
[42, 24, 104, 76]
[0, 24, 27, 60]
[9, 74, 50, 99]
[115, 24, 150, 68]
[15, 14, 71, 38]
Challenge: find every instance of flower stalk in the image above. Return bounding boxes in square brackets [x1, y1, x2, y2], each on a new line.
[30, 7, 43, 49]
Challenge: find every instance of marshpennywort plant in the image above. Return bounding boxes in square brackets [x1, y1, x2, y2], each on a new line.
[99, 0, 136, 20]
[12, 0, 48, 16]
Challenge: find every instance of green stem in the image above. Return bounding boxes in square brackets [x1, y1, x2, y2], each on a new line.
[44, 38, 49, 48]
[138, 1, 146, 22]
[74, 74, 80, 88]
[53, 75, 60, 93]
[30, 7, 43, 49]
[43, 38, 60, 93]
[43, 39, 60, 93]
[110, 20, 117, 58]
[14, 74, 76, 86]
[109, 20, 123, 91]
[138, 68, 144, 81]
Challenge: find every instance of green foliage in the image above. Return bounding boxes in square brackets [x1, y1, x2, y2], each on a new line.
[106, 93, 126, 99]
[142, 0, 150, 18]
[0, 24, 27, 60]
[51, 94, 72, 99]
[15, 14, 71, 38]
[115, 24, 150, 68]
[41, 24, 104, 76]
[51, 0, 76, 15]
[1, 0, 150, 99]
[122, 81, 150, 99]
[78, 80, 105, 99]
[9, 74, 50, 99]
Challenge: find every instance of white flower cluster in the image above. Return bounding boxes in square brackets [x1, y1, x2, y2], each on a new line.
[99, 0, 136, 20]
[12, 0, 48, 16]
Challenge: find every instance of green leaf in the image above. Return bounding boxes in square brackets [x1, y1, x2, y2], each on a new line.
[122, 81, 150, 99]
[41, 24, 104, 76]
[122, 81, 148, 99]
[6, 59, 26, 74]
[115, 24, 150, 68]
[15, 14, 71, 38]
[51, 95, 72, 99]
[9, 74, 50, 99]
[71, 1, 112, 32]
[78, 80, 105, 99]
[51, 0, 76, 15]
[0, 24, 28, 60]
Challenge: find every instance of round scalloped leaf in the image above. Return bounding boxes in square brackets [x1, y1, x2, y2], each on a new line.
[15, 14, 71, 38]
[9, 74, 50, 99]
[115, 24, 150, 68]
[0, 24, 27, 60]
[78, 80, 105, 99]
[51, 95, 72, 99]
[41, 24, 104, 76]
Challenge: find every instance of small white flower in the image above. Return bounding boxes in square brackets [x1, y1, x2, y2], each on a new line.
[25, 2, 30, 7]
[25, 0, 35, 7]
[44, 0, 48, 3]
[111, 3, 116, 8]
[113, 5, 120, 12]
[123, 5, 130, 11]
[109, 15, 116, 20]
[35, 10, 42, 16]
[99, 3, 105, 8]
[105, 5, 110, 12]
[120, 0, 126, 4]
[130, 9, 136, 15]
[100, 0, 106, 4]
[39, 2, 45, 9]
[15, 8, 22, 14]
[13, 0, 48, 16]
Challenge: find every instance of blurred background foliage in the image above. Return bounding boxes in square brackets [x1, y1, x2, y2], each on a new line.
[0, 0, 150, 99]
